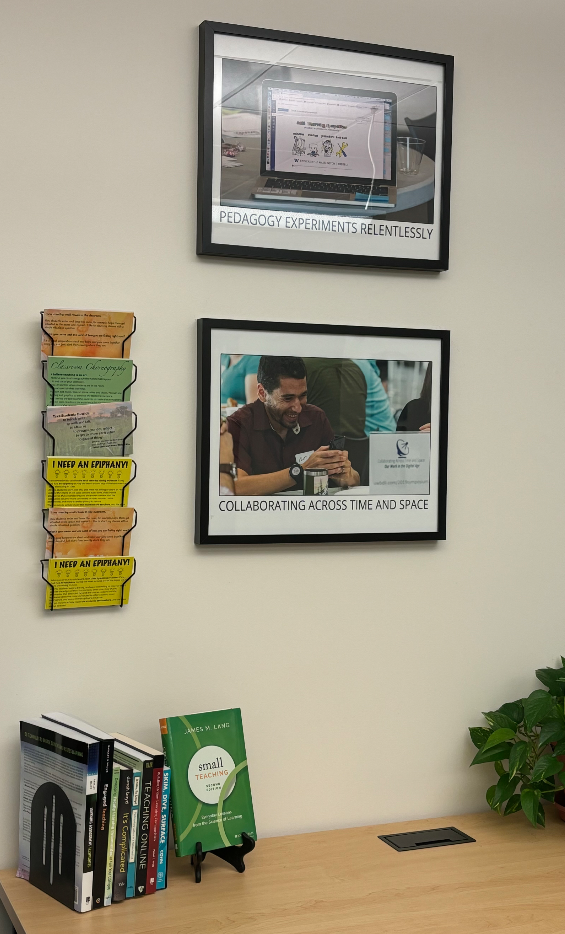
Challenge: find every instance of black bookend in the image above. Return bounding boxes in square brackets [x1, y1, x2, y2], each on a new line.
[30, 782, 76, 909]
[191, 833, 255, 883]
[190, 841, 205, 883]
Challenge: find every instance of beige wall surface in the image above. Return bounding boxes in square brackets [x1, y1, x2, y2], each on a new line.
[1, 0, 565, 906]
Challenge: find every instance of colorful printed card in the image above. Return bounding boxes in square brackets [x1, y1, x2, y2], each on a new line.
[159, 708, 256, 857]
[43, 556, 135, 610]
[44, 402, 134, 457]
[41, 310, 135, 360]
[43, 457, 134, 508]
[45, 507, 135, 559]
[44, 357, 135, 406]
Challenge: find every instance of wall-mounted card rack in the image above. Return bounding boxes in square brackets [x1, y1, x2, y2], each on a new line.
[39, 310, 138, 610]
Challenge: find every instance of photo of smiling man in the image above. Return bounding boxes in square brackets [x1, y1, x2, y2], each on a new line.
[225, 355, 359, 495]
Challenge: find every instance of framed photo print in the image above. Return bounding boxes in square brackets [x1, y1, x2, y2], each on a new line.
[196, 318, 450, 545]
[197, 22, 453, 271]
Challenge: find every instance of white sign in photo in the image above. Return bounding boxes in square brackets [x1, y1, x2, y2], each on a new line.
[370, 432, 431, 495]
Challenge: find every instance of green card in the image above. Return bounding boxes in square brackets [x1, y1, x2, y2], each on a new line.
[160, 708, 256, 857]
[44, 356, 135, 406]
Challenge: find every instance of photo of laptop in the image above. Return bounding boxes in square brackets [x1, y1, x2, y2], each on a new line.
[252, 80, 398, 208]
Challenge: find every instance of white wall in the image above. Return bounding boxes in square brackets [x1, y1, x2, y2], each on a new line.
[1, 0, 565, 904]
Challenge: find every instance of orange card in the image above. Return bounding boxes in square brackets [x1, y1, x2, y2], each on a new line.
[45, 507, 135, 558]
[41, 309, 135, 359]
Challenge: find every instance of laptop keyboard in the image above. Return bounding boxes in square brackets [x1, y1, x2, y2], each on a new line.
[264, 178, 389, 196]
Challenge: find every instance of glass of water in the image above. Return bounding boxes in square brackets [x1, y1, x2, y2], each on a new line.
[397, 137, 426, 175]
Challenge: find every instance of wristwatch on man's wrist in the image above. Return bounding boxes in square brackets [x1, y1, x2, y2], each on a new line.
[289, 463, 304, 489]
[219, 463, 237, 480]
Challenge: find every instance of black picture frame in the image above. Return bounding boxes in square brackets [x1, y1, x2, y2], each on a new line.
[196, 318, 450, 545]
[197, 21, 453, 271]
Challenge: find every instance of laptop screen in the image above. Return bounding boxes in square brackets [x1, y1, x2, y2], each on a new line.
[261, 81, 397, 186]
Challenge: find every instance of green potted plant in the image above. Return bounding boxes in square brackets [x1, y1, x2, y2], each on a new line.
[469, 658, 565, 826]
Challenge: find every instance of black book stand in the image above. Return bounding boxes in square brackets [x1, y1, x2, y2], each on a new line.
[190, 833, 255, 883]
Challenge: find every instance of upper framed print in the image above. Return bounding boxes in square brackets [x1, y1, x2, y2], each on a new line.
[196, 318, 450, 545]
[197, 22, 454, 271]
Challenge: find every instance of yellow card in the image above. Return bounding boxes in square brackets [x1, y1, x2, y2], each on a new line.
[43, 556, 135, 610]
[43, 457, 135, 507]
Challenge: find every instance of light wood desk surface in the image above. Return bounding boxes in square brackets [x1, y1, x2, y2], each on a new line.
[2, 809, 565, 934]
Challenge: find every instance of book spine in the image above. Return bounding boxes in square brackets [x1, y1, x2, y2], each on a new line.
[126, 772, 141, 898]
[145, 766, 163, 894]
[134, 763, 153, 896]
[91, 738, 114, 909]
[112, 767, 132, 902]
[160, 723, 181, 856]
[103, 767, 120, 907]
[156, 766, 170, 890]
[77, 741, 98, 911]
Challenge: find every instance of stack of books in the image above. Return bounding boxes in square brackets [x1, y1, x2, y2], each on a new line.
[40, 309, 137, 611]
[17, 715, 170, 912]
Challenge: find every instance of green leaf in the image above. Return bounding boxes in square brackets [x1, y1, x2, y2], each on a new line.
[521, 787, 541, 826]
[529, 780, 558, 794]
[508, 741, 530, 779]
[538, 720, 565, 748]
[494, 760, 506, 777]
[483, 728, 516, 750]
[469, 727, 491, 749]
[493, 774, 520, 807]
[482, 711, 519, 731]
[504, 794, 522, 815]
[471, 742, 513, 766]
[537, 805, 546, 827]
[536, 667, 565, 697]
[497, 701, 524, 725]
[486, 784, 497, 810]
[531, 755, 563, 782]
[541, 790, 556, 803]
[523, 690, 553, 730]
[553, 738, 565, 756]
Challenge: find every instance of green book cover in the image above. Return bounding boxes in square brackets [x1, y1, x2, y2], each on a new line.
[45, 357, 135, 406]
[159, 708, 256, 857]
[104, 765, 120, 906]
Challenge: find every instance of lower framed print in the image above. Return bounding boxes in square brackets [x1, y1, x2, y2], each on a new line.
[196, 318, 449, 545]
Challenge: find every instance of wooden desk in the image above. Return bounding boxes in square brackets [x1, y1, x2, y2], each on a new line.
[2, 809, 565, 934]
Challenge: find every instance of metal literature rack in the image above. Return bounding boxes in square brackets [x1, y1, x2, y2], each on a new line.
[39, 310, 138, 611]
